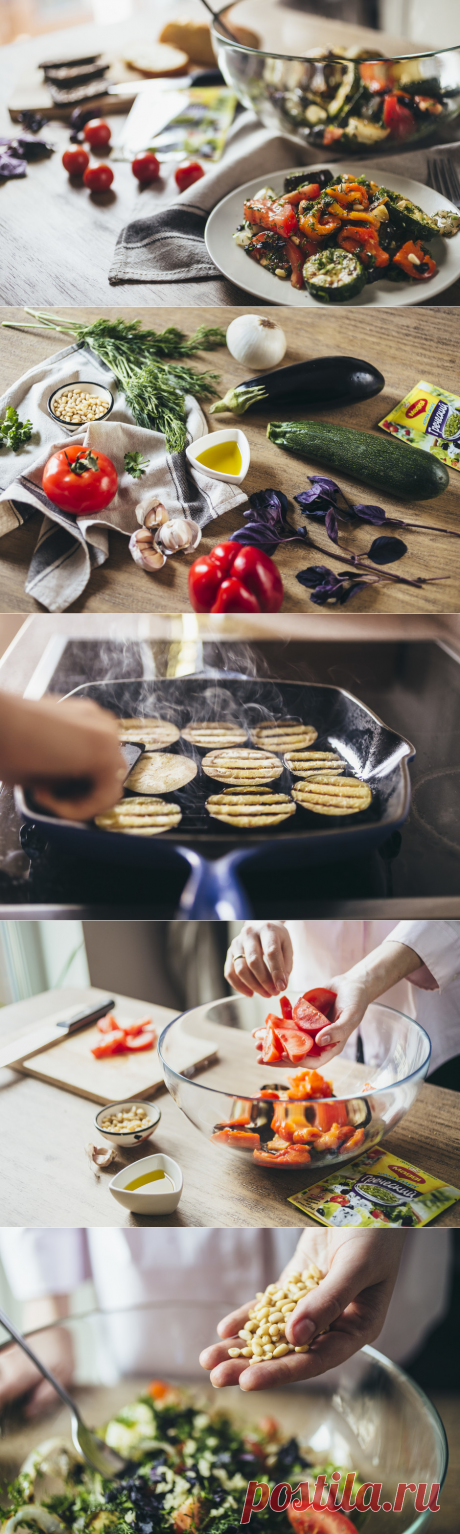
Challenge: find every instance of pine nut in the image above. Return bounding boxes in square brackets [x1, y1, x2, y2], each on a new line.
[272, 1344, 289, 1357]
[228, 1348, 242, 1357]
[224, 1269, 324, 1367]
[294, 1345, 310, 1353]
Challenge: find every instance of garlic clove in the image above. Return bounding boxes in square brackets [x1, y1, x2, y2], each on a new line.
[85, 1142, 116, 1176]
[129, 528, 166, 572]
[143, 500, 170, 530]
[156, 517, 202, 555]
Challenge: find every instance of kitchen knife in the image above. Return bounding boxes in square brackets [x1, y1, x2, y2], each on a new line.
[0, 995, 116, 1072]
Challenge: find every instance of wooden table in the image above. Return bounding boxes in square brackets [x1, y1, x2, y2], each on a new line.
[2, 303, 460, 614]
[1, 0, 458, 309]
[1, 986, 458, 1227]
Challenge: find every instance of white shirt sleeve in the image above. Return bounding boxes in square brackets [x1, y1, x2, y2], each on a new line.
[0, 1229, 89, 1300]
[384, 921, 460, 991]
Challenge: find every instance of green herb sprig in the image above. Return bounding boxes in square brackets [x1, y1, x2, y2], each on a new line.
[124, 451, 150, 480]
[0, 405, 32, 450]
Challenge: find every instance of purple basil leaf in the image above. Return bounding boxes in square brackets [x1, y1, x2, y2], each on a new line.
[0, 151, 27, 178]
[308, 476, 341, 495]
[352, 502, 386, 525]
[325, 508, 338, 544]
[18, 110, 48, 133]
[368, 535, 407, 565]
[296, 565, 341, 593]
[294, 486, 332, 509]
[249, 487, 290, 524]
[338, 580, 369, 604]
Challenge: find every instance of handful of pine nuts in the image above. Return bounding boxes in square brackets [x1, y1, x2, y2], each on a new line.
[227, 1264, 324, 1364]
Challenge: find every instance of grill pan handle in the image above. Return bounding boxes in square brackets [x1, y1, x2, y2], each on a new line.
[177, 849, 252, 919]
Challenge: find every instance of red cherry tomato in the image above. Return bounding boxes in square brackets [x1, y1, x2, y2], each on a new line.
[62, 147, 89, 176]
[83, 163, 114, 193]
[91, 1030, 127, 1058]
[132, 152, 160, 184]
[42, 444, 118, 516]
[83, 118, 111, 148]
[175, 160, 205, 193]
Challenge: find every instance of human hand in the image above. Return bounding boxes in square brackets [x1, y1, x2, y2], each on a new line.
[0, 693, 126, 821]
[199, 1231, 405, 1391]
[224, 923, 293, 998]
[0, 1325, 74, 1418]
[312, 971, 371, 1065]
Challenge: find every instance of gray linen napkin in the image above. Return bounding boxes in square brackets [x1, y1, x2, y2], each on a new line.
[0, 344, 247, 611]
[109, 109, 309, 284]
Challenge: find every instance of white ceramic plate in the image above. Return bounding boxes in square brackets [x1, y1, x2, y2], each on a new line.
[205, 162, 460, 307]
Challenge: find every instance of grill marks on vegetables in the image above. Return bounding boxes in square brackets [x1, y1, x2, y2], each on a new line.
[93, 714, 374, 836]
[234, 173, 459, 299]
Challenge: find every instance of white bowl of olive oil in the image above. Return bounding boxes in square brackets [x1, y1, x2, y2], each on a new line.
[186, 427, 250, 485]
[109, 1153, 183, 1213]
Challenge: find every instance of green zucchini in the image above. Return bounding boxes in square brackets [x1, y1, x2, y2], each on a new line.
[303, 248, 367, 303]
[266, 419, 449, 499]
[378, 190, 438, 243]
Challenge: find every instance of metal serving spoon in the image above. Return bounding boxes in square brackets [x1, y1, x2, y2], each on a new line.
[0, 1308, 126, 1478]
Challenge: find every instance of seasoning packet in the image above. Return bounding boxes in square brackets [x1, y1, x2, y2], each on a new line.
[379, 379, 460, 472]
[149, 87, 238, 162]
[288, 1146, 460, 1227]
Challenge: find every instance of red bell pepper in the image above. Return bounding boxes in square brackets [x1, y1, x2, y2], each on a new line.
[393, 240, 437, 280]
[188, 542, 283, 614]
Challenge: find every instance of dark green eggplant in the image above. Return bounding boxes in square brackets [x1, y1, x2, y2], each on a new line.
[210, 354, 385, 417]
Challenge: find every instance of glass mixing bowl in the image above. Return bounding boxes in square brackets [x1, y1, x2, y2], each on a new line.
[0, 1304, 447, 1534]
[159, 997, 431, 1175]
[212, 4, 460, 154]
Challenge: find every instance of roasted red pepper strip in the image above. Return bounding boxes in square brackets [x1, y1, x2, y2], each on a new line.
[337, 224, 389, 268]
[285, 237, 305, 290]
[298, 205, 341, 241]
[212, 1127, 260, 1148]
[327, 182, 369, 208]
[393, 240, 437, 280]
[243, 198, 297, 238]
[280, 181, 320, 205]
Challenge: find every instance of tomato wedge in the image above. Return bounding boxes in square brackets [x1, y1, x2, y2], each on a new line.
[91, 1030, 127, 1057]
[122, 1016, 155, 1036]
[262, 1025, 284, 1064]
[279, 995, 293, 1020]
[301, 989, 337, 1019]
[288, 1503, 352, 1533]
[96, 1012, 119, 1033]
[124, 1032, 156, 1051]
[275, 1028, 314, 1064]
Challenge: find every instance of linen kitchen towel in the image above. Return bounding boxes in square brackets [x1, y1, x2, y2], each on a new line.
[0, 345, 247, 612]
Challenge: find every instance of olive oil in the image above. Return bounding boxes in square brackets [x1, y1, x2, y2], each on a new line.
[196, 440, 242, 475]
[125, 1169, 174, 1192]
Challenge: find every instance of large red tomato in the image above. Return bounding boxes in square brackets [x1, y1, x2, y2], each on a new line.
[42, 445, 118, 516]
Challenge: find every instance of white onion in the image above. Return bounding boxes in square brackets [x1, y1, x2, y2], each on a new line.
[226, 314, 286, 370]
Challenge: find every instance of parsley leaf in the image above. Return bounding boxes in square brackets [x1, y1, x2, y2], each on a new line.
[0, 406, 33, 450]
[124, 451, 149, 480]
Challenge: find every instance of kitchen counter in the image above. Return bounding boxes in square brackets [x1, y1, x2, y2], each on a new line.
[1, 985, 458, 1228]
[2, 306, 460, 615]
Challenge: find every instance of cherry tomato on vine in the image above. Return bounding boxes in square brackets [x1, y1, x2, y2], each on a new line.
[62, 147, 89, 176]
[42, 444, 118, 516]
[83, 118, 111, 148]
[175, 160, 205, 193]
[132, 152, 161, 184]
[83, 163, 114, 192]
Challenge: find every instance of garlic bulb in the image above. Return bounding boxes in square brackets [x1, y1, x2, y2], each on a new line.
[156, 517, 201, 555]
[226, 314, 286, 370]
[129, 527, 166, 572]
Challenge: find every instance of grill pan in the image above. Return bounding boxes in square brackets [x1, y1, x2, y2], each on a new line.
[15, 674, 414, 918]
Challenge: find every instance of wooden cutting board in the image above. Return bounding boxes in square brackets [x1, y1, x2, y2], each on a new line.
[18, 994, 217, 1105]
[8, 57, 142, 121]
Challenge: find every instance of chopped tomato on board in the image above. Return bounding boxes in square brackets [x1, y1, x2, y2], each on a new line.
[124, 1032, 157, 1051]
[288, 1502, 352, 1533]
[96, 1012, 119, 1033]
[91, 1030, 127, 1058]
[121, 1016, 155, 1036]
